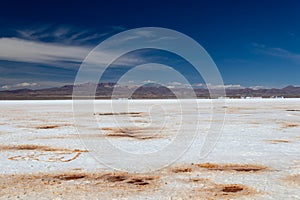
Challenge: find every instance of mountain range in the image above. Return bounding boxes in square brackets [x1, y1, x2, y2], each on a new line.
[0, 83, 300, 100]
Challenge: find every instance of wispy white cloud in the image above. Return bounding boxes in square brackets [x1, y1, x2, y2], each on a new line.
[135, 30, 155, 38]
[15, 25, 117, 46]
[168, 81, 184, 86]
[249, 85, 269, 90]
[205, 84, 244, 89]
[143, 80, 156, 84]
[0, 37, 90, 66]
[2, 82, 38, 90]
[252, 43, 300, 64]
[190, 83, 244, 89]
[0, 26, 183, 89]
[124, 80, 244, 90]
[0, 37, 147, 69]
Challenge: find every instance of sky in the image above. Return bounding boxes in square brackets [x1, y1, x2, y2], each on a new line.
[1, 0, 300, 90]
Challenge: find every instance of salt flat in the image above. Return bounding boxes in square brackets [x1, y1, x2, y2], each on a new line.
[0, 99, 299, 199]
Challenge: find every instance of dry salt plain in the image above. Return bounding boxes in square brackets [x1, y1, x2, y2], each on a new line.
[0, 99, 299, 199]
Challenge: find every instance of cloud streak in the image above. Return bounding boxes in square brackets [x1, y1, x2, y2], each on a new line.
[0, 28, 166, 89]
[0, 37, 90, 67]
[14, 24, 120, 46]
[252, 43, 300, 64]
[2, 82, 38, 90]
[0, 25, 152, 89]
[0, 37, 146, 70]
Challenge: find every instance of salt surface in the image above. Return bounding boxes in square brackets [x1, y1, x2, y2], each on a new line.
[0, 99, 299, 199]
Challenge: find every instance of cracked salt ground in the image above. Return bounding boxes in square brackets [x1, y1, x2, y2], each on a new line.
[0, 99, 299, 199]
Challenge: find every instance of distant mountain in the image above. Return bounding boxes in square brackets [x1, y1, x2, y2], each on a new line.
[224, 86, 300, 98]
[0, 84, 300, 100]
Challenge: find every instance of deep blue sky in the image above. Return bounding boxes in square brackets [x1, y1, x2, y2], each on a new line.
[0, 0, 300, 90]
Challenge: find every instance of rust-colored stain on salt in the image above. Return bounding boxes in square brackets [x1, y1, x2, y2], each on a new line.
[195, 163, 268, 172]
[191, 182, 257, 199]
[264, 139, 290, 144]
[1, 144, 88, 163]
[282, 174, 300, 186]
[171, 167, 193, 173]
[280, 123, 300, 129]
[0, 171, 160, 199]
[0, 144, 87, 153]
[101, 127, 163, 140]
[95, 112, 144, 116]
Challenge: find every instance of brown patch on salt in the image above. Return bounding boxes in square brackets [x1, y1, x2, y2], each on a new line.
[1, 145, 87, 163]
[36, 125, 60, 129]
[104, 174, 128, 182]
[0, 131, 8, 135]
[0, 144, 87, 153]
[171, 167, 193, 173]
[249, 121, 261, 125]
[33, 124, 73, 129]
[196, 163, 268, 172]
[285, 124, 299, 128]
[189, 177, 210, 183]
[265, 139, 290, 144]
[105, 132, 157, 140]
[55, 173, 87, 180]
[134, 120, 150, 123]
[8, 152, 82, 163]
[0, 171, 160, 198]
[221, 184, 244, 193]
[214, 184, 255, 197]
[96, 112, 144, 116]
[35, 123, 72, 129]
[102, 127, 163, 140]
[281, 123, 300, 129]
[190, 182, 257, 199]
[30, 171, 158, 186]
[225, 107, 257, 114]
[30, 134, 101, 140]
[71, 168, 84, 171]
[126, 177, 155, 186]
[59, 152, 82, 162]
[283, 174, 300, 186]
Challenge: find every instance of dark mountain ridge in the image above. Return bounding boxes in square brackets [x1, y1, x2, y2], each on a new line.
[0, 83, 300, 100]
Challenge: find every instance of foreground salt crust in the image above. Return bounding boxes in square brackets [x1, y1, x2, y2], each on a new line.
[0, 99, 299, 199]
